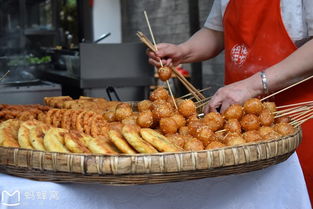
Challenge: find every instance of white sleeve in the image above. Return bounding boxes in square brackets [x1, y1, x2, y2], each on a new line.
[304, 0, 313, 37]
[204, 0, 224, 32]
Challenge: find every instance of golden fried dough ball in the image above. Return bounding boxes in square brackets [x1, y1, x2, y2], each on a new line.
[240, 114, 260, 131]
[151, 100, 173, 121]
[160, 117, 178, 134]
[263, 131, 282, 141]
[115, 103, 133, 121]
[137, 110, 154, 128]
[122, 115, 138, 126]
[225, 133, 246, 146]
[149, 86, 169, 101]
[137, 100, 152, 112]
[273, 122, 295, 136]
[195, 125, 214, 146]
[259, 126, 275, 137]
[223, 104, 243, 120]
[103, 111, 116, 122]
[158, 66, 172, 81]
[170, 113, 186, 128]
[188, 120, 203, 137]
[215, 131, 226, 142]
[275, 116, 291, 124]
[263, 102, 277, 113]
[183, 137, 204, 151]
[244, 98, 263, 115]
[224, 119, 242, 133]
[178, 99, 196, 118]
[205, 141, 225, 150]
[179, 126, 189, 136]
[203, 112, 224, 131]
[259, 109, 274, 126]
[165, 133, 185, 148]
[187, 114, 199, 125]
[243, 130, 262, 143]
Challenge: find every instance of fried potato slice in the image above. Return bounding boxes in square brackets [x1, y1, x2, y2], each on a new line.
[44, 128, 70, 153]
[140, 128, 183, 152]
[79, 134, 118, 154]
[108, 130, 136, 154]
[29, 122, 49, 151]
[18, 120, 40, 149]
[122, 125, 158, 153]
[0, 119, 21, 147]
[64, 131, 90, 153]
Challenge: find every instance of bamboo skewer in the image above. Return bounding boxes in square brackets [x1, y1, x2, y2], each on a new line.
[0, 70, 10, 81]
[143, 11, 178, 109]
[179, 87, 211, 99]
[290, 111, 313, 125]
[276, 100, 313, 109]
[274, 106, 310, 118]
[136, 32, 156, 52]
[261, 74, 313, 102]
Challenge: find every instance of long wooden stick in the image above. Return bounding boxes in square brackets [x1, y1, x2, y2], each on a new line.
[179, 87, 211, 99]
[261, 75, 313, 101]
[276, 100, 313, 109]
[0, 70, 10, 81]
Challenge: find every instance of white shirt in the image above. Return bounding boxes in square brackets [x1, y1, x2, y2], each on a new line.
[205, 0, 313, 45]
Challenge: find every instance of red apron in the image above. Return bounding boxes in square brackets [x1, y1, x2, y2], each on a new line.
[223, 0, 313, 203]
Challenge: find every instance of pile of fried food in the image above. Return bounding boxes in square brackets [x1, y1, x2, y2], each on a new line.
[0, 87, 296, 155]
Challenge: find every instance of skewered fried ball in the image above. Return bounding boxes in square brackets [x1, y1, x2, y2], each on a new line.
[223, 104, 243, 120]
[158, 66, 172, 81]
[149, 87, 169, 101]
[224, 119, 242, 133]
[137, 100, 152, 112]
[243, 130, 262, 143]
[275, 116, 291, 124]
[225, 132, 246, 146]
[184, 137, 204, 151]
[115, 103, 133, 121]
[263, 102, 277, 113]
[259, 126, 275, 137]
[195, 125, 214, 146]
[203, 112, 224, 131]
[259, 109, 274, 126]
[178, 99, 196, 117]
[187, 114, 199, 125]
[151, 100, 173, 121]
[159, 117, 178, 134]
[240, 114, 260, 131]
[205, 141, 225, 150]
[137, 110, 153, 128]
[263, 131, 282, 141]
[273, 122, 295, 136]
[170, 113, 186, 128]
[244, 98, 263, 115]
[179, 126, 190, 136]
[215, 131, 226, 142]
[166, 133, 185, 148]
[188, 120, 203, 137]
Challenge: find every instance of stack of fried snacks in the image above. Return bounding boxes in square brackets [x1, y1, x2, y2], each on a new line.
[0, 104, 50, 122]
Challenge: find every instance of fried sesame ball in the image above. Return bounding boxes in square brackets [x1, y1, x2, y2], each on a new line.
[187, 114, 199, 125]
[178, 99, 196, 117]
[136, 110, 153, 128]
[151, 100, 173, 121]
[243, 130, 262, 143]
[160, 117, 178, 134]
[183, 137, 204, 151]
[158, 66, 172, 81]
[149, 87, 169, 101]
[165, 133, 185, 148]
[259, 109, 274, 126]
[103, 111, 116, 122]
[170, 113, 186, 128]
[225, 133, 246, 146]
[244, 98, 263, 115]
[263, 131, 282, 141]
[263, 102, 277, 113]
[205, 141, 226, 150]
[115, 103, 133, 121]
[259, 126, 275, 138]
[214, 131, 226, 142]
[137, 100, 152, 112]
[240, 114, 260, 131]
[224, 119, 242, 133]
[203, 112, 224, 131]
[273, 122, 295, 136]
[223, 104, 243, 120]
[187, 120, 203, 137]
[179, 126, 190, 136]
[275, 116, 291, 124]
[195, 125, 214, 146]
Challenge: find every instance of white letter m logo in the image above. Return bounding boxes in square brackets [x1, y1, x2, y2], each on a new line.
[1, 190, 21, 206]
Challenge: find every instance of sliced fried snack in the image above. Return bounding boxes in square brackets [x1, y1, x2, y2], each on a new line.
[44, 128, 70, 153]
[45, 109, 58, 126]
[140, 128, 183, 152]
[71, 110, 82, 130]
[108, 130, 137, 154]
[29, 122, 49, 151]
[90, 115, 103, 137]
[79, 134, 118, 154]
[0, 119, 20, 147]
[83, 111, 96, 135]
[52, 109, 65, 128]
[64, 131, 90, 153]
[18, 121, 34, 149]
[61, 109, 74, 130]
[122, 125, 158, 153]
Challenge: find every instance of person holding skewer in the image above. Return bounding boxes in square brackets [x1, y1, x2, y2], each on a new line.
[147, 0, 313, 204]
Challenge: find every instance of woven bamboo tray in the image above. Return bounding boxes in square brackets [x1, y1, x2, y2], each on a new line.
[0, 128, 301, 185]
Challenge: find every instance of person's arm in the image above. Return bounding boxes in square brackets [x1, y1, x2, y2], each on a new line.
[147, 28, 224, 67]
[207, 38, 313, 113]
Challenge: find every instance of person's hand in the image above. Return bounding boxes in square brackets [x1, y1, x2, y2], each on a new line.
[204, 76, 263, 113]
[146, 43, 186, 67]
